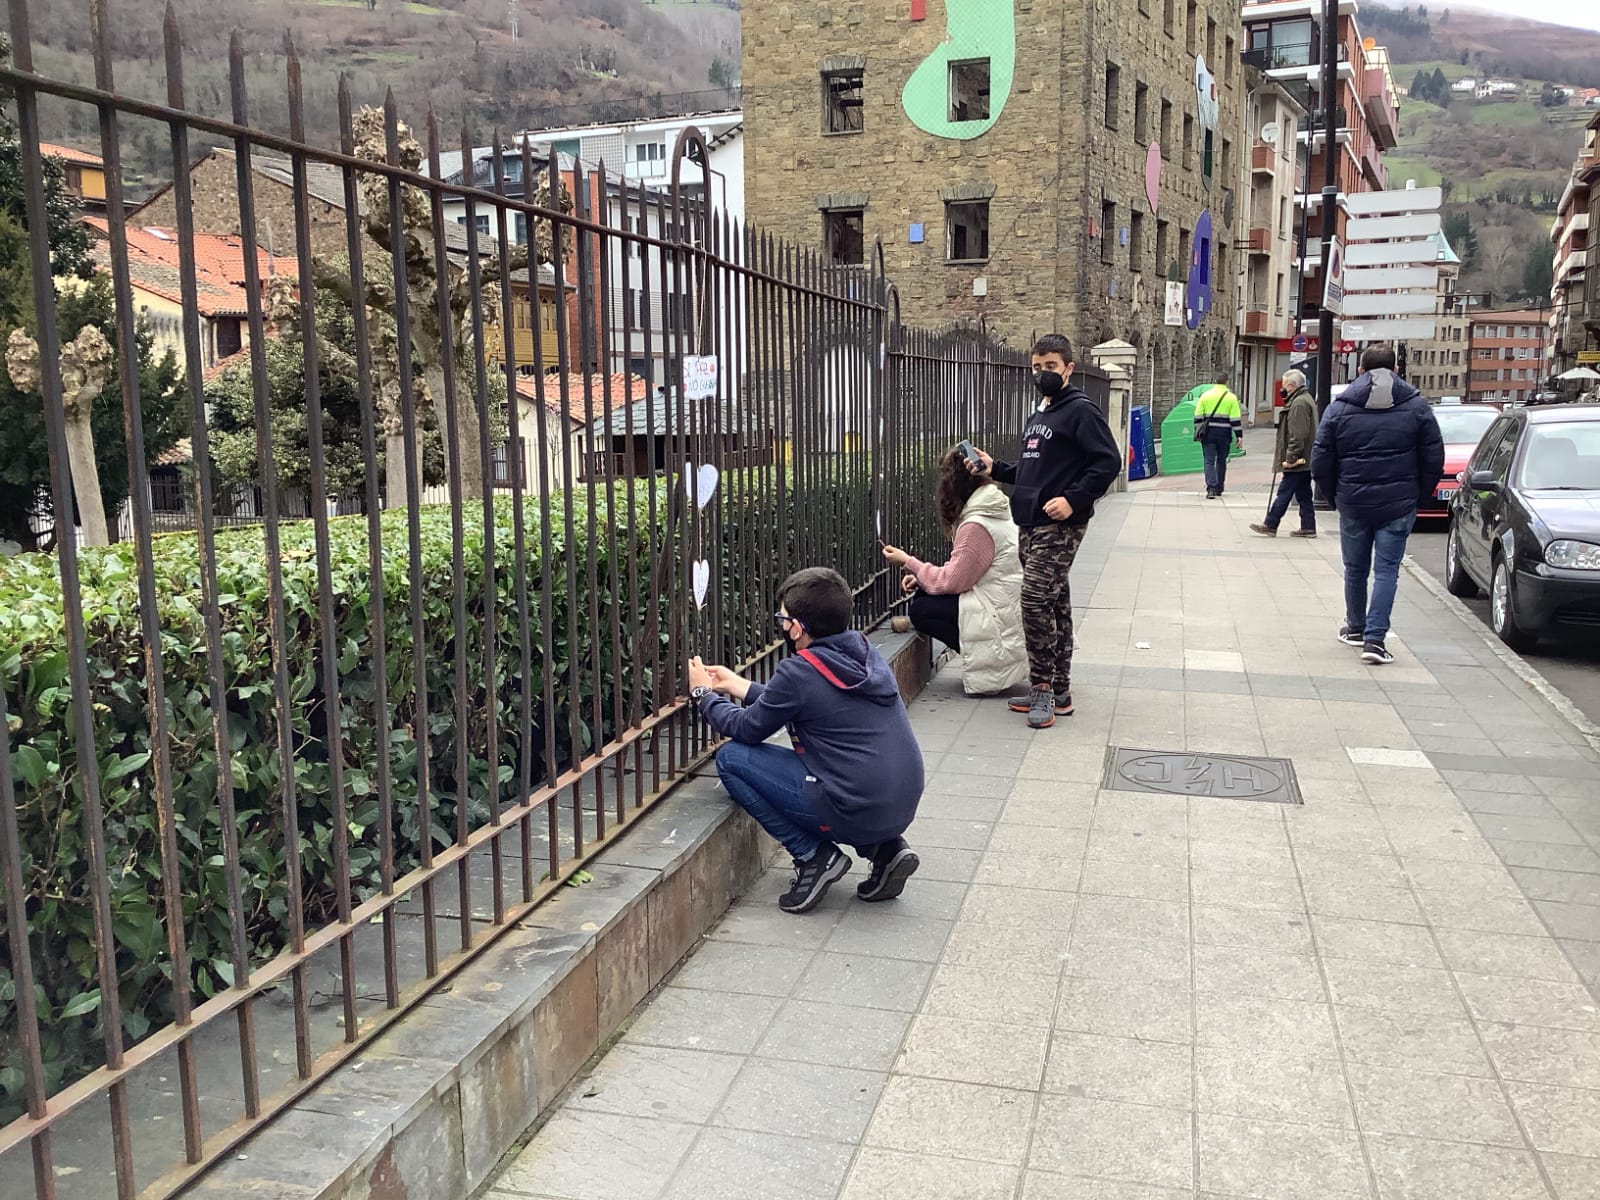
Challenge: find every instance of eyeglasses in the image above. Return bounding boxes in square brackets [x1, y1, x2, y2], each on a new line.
[774, 612, 805, 631]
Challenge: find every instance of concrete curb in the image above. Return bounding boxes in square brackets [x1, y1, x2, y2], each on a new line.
[180, 629, 935, 1200]
[1402, 555, 1600, 754]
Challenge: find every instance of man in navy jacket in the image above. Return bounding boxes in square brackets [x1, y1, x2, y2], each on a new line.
[1311, 346, 1445, 665]
[688, 568, 924, 913]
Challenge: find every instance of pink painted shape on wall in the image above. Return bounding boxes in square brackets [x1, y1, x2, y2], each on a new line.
[1145, 142, 1161, 213]
[911, 0, 925, 19]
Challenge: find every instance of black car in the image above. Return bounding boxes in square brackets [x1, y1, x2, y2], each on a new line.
[1444, 405, 1600, 649]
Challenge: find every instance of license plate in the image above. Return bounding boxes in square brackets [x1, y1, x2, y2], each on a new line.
[1435, 486, 1456, 501]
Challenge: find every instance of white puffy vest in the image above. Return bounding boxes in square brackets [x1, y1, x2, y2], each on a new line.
[954, 484, 1028, 695]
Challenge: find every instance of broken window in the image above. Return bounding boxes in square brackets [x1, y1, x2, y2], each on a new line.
[823, 70, 864, 134]
[824, 208, 865, 265]
[946, 200, 990, 262]
[949, 59, 992, 122]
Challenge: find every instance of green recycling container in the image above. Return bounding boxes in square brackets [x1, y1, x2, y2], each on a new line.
[1157, 390, 1245, 476]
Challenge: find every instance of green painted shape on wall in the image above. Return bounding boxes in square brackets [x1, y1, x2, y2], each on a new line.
[900, 0, 1016, 140]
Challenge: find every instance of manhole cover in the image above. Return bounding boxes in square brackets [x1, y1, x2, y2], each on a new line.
[1103, 748, 1303, 804]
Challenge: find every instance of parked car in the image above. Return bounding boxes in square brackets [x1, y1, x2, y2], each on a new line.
[1422, 403, 1501, 518]
[1445, 405, 1600, 649]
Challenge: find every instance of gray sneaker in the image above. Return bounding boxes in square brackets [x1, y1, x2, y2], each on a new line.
[1025, 686, 1057, 730]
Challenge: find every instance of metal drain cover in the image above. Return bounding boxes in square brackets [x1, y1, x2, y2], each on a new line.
[1103, 748, 1303, 804]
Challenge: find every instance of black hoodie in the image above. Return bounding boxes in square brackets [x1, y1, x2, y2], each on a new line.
[697, 631, 924, 844]
[990, 386, 1124, 527]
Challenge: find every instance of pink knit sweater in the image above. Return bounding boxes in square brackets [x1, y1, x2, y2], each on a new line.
[905, 522, 997, 595]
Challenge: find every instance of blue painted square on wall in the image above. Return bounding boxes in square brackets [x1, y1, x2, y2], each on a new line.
[909, 223, 925, 244]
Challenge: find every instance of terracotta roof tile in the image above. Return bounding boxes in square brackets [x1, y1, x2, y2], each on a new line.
[84, 218, 296, 318]
[40, 143, 104, 167]
[516, 372, 648, 424]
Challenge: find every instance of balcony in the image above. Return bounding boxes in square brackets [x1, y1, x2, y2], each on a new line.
[1251, 144, 1278, 174]
[1247, 226, 1273, 255]
[1243, 304, 1272, 336]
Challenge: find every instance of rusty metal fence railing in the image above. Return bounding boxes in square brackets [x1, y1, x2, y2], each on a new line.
[0, 3, 1063, 1196]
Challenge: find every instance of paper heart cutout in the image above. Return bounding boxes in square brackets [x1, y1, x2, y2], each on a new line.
[875, 510, 883, 538]
[692, 559, 711, 610]
[684, 463, 720, 511]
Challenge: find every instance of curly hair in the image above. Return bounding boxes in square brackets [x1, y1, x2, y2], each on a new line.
[936, 446, 987, 539]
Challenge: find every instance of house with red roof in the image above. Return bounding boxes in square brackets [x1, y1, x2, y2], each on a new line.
[81, 217, 296, 374]
[40, 143, 107, 212]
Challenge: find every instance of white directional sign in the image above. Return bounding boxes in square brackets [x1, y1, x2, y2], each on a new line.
[1346, 212, 1442, 242]
[1343, 265, 1440, 291]
[1344, 239, 1438, 267]
[1341, 291, 1437, 317]
[1336, 185, 1444, 345]
[1341, 318, 1439, 341]
[1344, 186, 1444, 215]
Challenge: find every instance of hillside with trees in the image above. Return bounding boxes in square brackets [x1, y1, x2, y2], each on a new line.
[1365, 3, 1600, 306]
[29, 0, 739, 190]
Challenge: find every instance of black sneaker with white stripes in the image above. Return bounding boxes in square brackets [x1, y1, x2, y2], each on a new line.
[779, 846, 851, 913]
[1337, 625, 1364, 647]
[1361, 641, 1395, 666]
[857, 838, 920, 903]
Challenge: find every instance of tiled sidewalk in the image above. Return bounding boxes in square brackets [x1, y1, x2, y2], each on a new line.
[483, 487, 1600, 1200]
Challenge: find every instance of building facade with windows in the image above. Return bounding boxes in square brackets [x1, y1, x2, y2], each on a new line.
[740, 0, 1247, 357]
[1234, 67, 1306, 418]
[1549, 111, 1597, 376]
[1242, 0, 1399, 335]
[1468, 310, 1547, 406]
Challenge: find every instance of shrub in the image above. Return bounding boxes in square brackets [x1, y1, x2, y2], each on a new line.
[0, 453, 934, 1117]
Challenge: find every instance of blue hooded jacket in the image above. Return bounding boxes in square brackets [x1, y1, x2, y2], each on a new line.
[697, 631, 924, 844]
[1311, 369, 1445, 527]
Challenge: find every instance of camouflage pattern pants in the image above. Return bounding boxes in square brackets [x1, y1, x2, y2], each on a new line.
[1019, 522, 1088, 693]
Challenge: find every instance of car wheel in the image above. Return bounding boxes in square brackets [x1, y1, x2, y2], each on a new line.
[1490, 554, 1536, 652]
[1444, 520, 1478, 598]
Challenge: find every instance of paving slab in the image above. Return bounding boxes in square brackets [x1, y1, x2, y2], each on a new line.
[483, 487, 1600, 1200]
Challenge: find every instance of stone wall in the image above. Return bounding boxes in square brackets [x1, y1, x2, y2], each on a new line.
[742, 0, 1244, 370]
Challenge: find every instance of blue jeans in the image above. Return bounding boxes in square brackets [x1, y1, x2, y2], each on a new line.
[1339, 512, 1415, 644]
[1200, 429, 1235, 493]
[715, 741, 831, 862]
[1265, 473, 1315, 532]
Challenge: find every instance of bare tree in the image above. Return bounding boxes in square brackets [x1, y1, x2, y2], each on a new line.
[7, 326, 113, 546]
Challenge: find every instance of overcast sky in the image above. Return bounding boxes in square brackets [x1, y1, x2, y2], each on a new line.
[1446, 1, 1600, 33]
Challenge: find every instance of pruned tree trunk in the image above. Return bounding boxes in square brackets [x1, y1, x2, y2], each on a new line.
[7, 326, 113, 548]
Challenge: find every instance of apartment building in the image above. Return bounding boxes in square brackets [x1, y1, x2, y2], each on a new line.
[1468, 310, 1547, 406]
[741, 0, 1246, 362]
[1550, 110, 1598, 375]
[1242, 0, 1399, 336]
[1235, 67, 1307, 418]
[1402, 230, 1467, 399]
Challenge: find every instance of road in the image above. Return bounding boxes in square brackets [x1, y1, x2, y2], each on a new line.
[1410, 524, 1600, 728]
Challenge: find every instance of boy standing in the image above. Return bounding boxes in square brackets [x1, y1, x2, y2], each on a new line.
[969, 335, 1122, 730]
[688, 568, 924, 913]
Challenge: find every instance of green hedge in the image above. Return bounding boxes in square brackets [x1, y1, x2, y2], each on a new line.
[0, 456, 936, 1118]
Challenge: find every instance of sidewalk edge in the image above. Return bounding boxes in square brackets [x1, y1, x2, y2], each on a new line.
[1402, 556, 1600, 754]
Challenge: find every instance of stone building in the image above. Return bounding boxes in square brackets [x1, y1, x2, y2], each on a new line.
[740, 0, 1247, 393]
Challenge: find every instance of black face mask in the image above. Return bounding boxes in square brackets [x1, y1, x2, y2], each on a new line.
[1033, 370, 1065, 397]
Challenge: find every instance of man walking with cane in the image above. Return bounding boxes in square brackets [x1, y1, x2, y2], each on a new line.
[1251, 369, 1319, 538]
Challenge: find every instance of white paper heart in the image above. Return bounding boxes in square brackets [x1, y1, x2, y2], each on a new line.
[692, 559, 711, 610]
[684, 463, 720, 511]
[875, 510, 883, 538]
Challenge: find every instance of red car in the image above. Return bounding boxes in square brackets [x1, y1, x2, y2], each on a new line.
[1422, 404, 1502, 518]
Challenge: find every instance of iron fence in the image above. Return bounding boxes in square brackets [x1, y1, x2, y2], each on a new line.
[1, 4, 1060, 1196]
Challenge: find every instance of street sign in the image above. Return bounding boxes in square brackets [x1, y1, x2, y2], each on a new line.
[1341, 318, 1438, 341]
[1344, 186, 1444, 215]
[1340, 291, 1437, 317]
[1342, 265, 1439, 292]
[1322, 236, 1345, 316]
[1276, 337, 1356, 353]
[1345, 212, 1442, 242]
[1344, 239, 1438, 267]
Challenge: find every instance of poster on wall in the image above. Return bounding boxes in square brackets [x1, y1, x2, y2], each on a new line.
[1164, 281, 1184, 326]
[1185, 210, 1213, 331]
